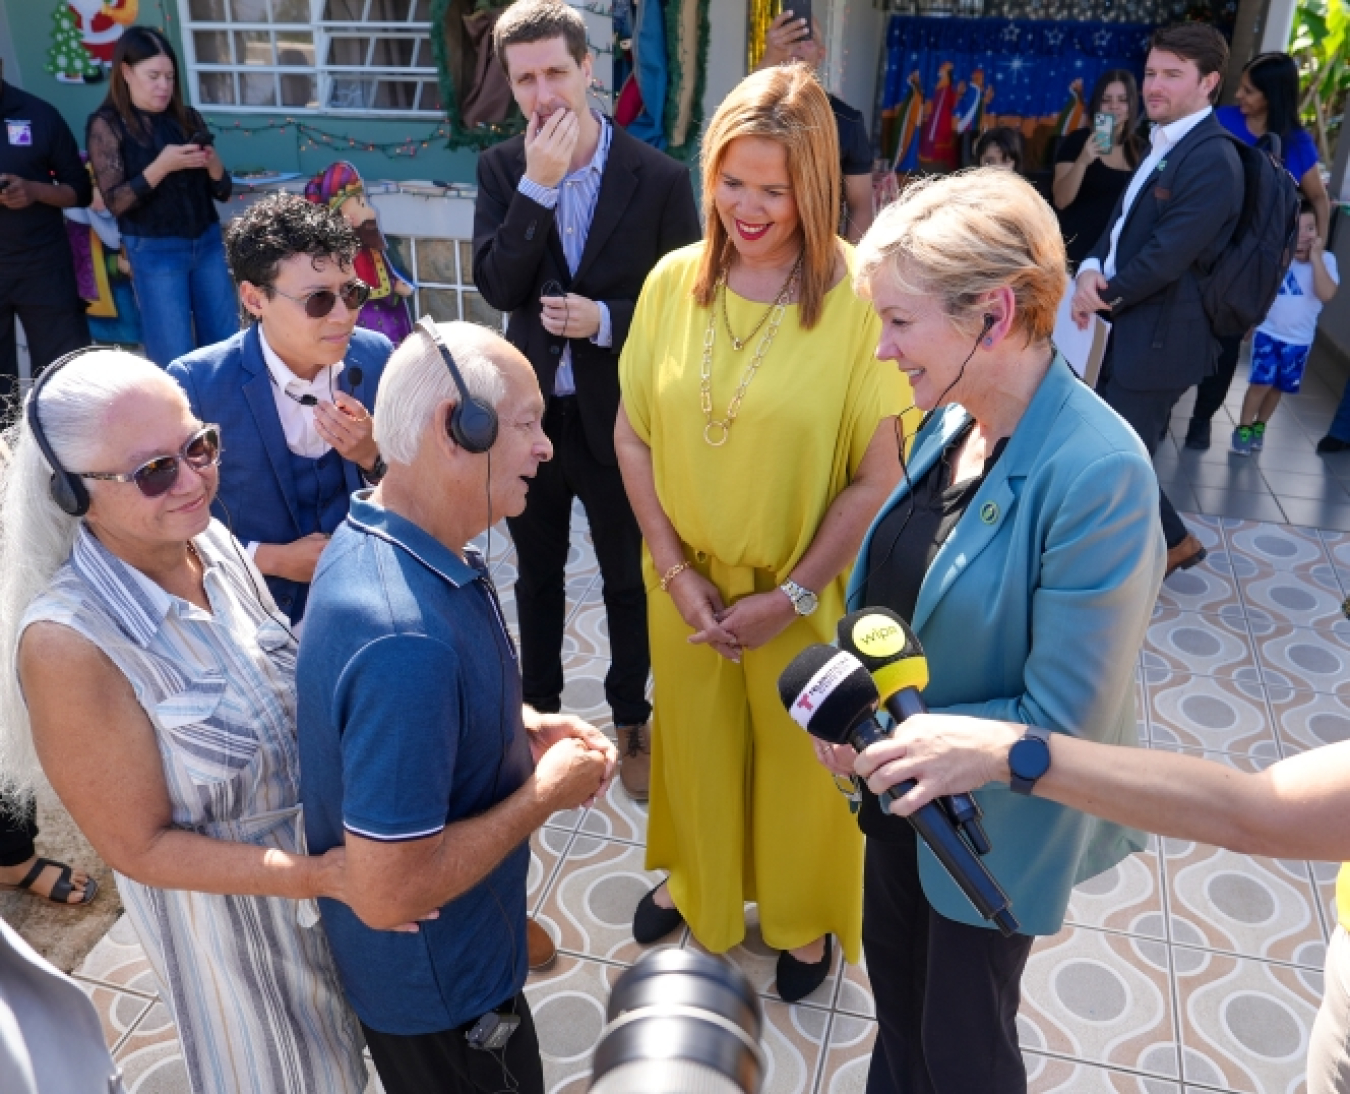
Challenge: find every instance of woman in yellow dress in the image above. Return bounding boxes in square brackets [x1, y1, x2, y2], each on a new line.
[615, 63, 915, 1002]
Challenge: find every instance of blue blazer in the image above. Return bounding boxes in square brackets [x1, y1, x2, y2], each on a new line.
[847, 357, 1166, 935]
[166, 324, 392, 621]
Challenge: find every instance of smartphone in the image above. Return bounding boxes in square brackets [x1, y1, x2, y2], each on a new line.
[1092, 112, 1114, 154]
[789, 0, 813, 38]
[189, 128, 215, 147]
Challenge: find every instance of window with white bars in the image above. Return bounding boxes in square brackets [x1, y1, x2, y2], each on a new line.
[180, 0, 443, 116]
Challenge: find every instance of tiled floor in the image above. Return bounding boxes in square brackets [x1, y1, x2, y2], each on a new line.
[63, 347, 1350, 1094]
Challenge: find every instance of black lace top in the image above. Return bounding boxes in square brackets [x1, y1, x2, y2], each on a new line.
[86, 105, 231, 240]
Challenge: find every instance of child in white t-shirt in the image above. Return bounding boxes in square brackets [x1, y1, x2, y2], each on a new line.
[1232, 202, 1339, 455]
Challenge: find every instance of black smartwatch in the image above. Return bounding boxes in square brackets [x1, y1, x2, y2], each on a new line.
[1008, 726, 1052, 796]
[362, 453, 387, 485]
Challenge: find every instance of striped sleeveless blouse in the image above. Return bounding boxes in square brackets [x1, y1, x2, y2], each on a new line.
[21, 521, 365, 1094]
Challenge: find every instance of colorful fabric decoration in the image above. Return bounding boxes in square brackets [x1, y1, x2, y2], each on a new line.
[304, 161, 415, 346]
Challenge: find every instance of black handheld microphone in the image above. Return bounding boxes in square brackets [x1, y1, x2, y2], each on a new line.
[347, 366, 363, 388]
[777, 645, 1019, 936]
[836, 608, 992, 856]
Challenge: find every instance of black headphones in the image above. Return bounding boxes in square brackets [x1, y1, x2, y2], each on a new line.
[418, 317, 499, 454]
[981, 313, 996, 338]
[25, 346, 111, 517]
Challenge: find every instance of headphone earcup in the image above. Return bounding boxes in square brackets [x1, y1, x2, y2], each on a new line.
[449, 398, 499, 455]
[49, 471, 90, 517]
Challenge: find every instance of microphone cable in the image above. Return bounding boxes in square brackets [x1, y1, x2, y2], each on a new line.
[847, 326, 985, 612]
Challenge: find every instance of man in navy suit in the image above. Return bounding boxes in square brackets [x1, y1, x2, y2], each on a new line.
[168, 194, 393, 625]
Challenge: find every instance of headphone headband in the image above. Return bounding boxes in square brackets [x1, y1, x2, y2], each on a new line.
[26, 346, 110, 517]
[417, 316, 499, 454]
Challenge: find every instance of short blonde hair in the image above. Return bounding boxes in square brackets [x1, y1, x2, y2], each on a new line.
[856, 169, 1067, 345]
[693, 63, 840, 330]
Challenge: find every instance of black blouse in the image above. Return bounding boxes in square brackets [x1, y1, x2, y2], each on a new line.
[87, 105, 231, 240]
[857, 419, 1008, 841]
[1054, 128, 1135, 270]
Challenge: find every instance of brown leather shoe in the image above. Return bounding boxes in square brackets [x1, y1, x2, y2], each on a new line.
[617, 722, 651, 802]
[527, 917, 556, 971]
[1165, 532, 1207, 577]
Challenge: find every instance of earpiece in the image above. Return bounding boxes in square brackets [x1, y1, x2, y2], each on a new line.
[417, 316, 499, 454]
[981, 314, 996, 348]
[26, 346, 108, 517]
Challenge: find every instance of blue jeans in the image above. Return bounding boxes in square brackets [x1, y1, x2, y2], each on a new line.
[123, 223, 239, 366]
[1330, 381, 1350, 443]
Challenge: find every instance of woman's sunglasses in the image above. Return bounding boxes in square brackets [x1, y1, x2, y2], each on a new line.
[75, 425, 222, 499]
[273, 280, 371, 318]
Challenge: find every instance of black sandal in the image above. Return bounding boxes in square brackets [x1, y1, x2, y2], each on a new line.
[1, 857, 98, 906]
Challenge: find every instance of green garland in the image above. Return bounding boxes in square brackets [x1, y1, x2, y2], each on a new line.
[429, 0, 528, 151]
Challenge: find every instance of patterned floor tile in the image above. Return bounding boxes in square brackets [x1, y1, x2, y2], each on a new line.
[1146, 671, 1277, 758]
[562, 600, 612, 660]
[1158, 562, 1246, 619]
[1267, 687, 1350, 754]
[529, 825, 574, 916]
[559, 653, 612, 728]
[1024, 1051, 1182, 1093]
[835, 957, 875, 1019]
[535, 835, 679, 964]
[758, 998, 831, 1094]
[74, 913, 156, 994]
[1174, 950, 1321, 1092]
[1239, 565, 1348, 631]
[686, 903, 843, 1010]
[75, 978, 156, 1052]
[1065, 842, 1167, 939]
[577, 768, 649, 846]
[815, 1012, 875, 1094]
[1162, 840, 1324, 968]
[1224, 520, 1331, 574]
[1144, 609, 1260, 683]
[1308, 860, 1339, 942]
[1251, 622, 1350, 696]
[524, 953, 614, 1094]
[1019, 925, 1180, 1079]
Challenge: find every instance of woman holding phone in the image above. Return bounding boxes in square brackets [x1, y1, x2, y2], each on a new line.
[1051, 69, 1143, 269]
[87, 27, 238, 367]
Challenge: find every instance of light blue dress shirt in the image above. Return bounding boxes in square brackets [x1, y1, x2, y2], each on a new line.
[517, 111, 613, 396]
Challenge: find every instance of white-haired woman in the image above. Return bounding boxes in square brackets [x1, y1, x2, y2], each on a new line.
[0, 348, 374, 1093]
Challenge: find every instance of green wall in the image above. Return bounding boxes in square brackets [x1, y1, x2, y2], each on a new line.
[4, 2, 480, 184]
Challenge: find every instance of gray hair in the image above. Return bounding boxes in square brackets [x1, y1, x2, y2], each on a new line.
[0, 350, 183, 798]
[374, 321, 508, 466]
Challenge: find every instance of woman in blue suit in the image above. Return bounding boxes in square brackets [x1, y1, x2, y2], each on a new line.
[823, 170, 1167, 1093]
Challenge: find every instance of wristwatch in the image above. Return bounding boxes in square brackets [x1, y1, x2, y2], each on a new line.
[362, 453, 387, 485]
[1008, 726, 1052, 796]
[779, 579, 819, 617]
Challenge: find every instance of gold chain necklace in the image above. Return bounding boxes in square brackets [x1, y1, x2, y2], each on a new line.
[719, 251, 804, 351]
[700, 260, 801, 447]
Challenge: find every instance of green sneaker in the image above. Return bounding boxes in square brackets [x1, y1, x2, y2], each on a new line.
[1231, 425, 1254, 456]
[1250, 421, 1265, 452]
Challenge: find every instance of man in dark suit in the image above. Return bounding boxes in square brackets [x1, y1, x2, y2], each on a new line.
[1071, 23, 1242, 575]
[168, 194, 392, 625]
[473, 0, 700, 801]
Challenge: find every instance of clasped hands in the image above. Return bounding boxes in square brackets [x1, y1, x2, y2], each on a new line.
[667, 569, 797, 663]
[1070, 270, 1111, 330]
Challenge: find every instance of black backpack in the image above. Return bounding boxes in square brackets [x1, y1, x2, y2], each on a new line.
[1199, 132, 1302, 338]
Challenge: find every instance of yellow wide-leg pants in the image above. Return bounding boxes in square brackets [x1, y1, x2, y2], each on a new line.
[643, 549, 864, 963]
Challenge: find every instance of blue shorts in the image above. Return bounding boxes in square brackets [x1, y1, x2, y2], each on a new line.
[1249, 331, 1312, 394]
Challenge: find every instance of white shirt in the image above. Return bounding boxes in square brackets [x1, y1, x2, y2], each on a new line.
[259, 326, 343, 460]
[1258, 254, 1339, 347]
[1080, 105, 1213, 282]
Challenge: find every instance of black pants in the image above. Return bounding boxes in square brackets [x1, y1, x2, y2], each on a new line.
[0, 794, 38, 869]
[1096, 352, 1190, 550]
[0, 298, 91, 405]
[1188, 335, 1246, 427]
[506, 396, 650, 727]
[863, 833, 1034, 1094]
[362, 994, 544, 1094]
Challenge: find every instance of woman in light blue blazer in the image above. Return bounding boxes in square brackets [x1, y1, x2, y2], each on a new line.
[823, 170, 1166, 1093]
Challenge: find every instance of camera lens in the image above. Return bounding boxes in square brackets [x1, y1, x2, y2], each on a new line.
[589, 950, 763, 1093]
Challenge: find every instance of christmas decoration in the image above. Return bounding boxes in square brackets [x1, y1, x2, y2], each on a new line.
[46, 3, 103, 84]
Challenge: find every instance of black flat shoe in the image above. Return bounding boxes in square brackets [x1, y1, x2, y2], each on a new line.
[1184, 419, 1211, 450]
[776, 936, 832, 1003]
[1318, 435, 1350, 454]
[633, 881, 685, 943]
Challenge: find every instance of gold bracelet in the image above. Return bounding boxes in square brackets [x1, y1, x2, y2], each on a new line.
[659, 560, 692, 592]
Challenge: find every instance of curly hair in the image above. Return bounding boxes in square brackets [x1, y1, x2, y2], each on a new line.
[224, 194, 360, 320]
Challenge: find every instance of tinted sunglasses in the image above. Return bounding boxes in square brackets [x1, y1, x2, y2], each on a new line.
[273, 280, 371, 318]
[75, 425, 222, 499]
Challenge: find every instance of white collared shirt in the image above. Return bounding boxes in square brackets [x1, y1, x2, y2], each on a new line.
[1080, 105, 1213, 281]
[259, 326, 344, 460]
